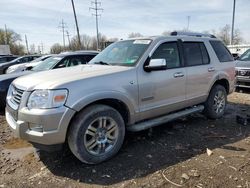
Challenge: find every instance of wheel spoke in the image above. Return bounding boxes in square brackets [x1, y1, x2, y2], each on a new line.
[86, 138, 97, 149]
[98, 118, 107, 128]
[86, 129, 96, 137]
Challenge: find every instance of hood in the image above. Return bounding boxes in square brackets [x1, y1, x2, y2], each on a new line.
[0, 71, 31, 82]
[8, 63, 27, 69]
[13, 64, 133, 91]
[235, 60, 250, 69]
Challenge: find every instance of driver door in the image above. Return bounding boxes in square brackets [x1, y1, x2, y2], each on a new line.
[138, 41, 187, 120]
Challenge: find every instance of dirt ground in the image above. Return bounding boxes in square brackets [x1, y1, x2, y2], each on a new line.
[0, 90, 250, 188]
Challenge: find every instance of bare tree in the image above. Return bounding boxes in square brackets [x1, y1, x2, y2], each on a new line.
[162, 31, 171, 36]
[50, 43, 64, 54]
[128, 32, 143, 38]
[216, 25, 243, 45]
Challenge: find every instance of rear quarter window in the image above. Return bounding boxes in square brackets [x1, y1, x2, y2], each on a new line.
[210, 40, 234, 62]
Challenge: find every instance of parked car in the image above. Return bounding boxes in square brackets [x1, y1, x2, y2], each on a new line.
[6, 32, 235, 164]
[0, 55, 19, 64]
[0, 55, 41, 75]
[235, 48, 250, 89]
[0, 51, 98, 109]
[6, 55, 53, 74]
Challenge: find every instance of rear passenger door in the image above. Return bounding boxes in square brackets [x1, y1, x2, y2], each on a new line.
[183, 41, 214, 105]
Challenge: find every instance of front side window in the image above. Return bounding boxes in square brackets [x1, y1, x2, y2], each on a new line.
[151, 42, 181, 69]
[210, 40, 234, 62]
[183, 42, 209, 66]
[89, 40, 151, 66]
[239, 49, 250, 61]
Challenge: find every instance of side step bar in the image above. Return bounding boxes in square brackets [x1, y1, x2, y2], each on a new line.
[127, 105, 204, 132]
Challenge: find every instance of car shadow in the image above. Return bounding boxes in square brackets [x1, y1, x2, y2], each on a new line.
[35, 102, 250, 186]
[235, 88, 250, 94]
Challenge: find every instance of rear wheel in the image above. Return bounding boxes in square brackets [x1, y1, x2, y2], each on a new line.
[204, 85, 227, 119]
[68, 104, 125, 164]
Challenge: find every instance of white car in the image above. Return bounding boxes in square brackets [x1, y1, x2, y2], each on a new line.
[6, 55, 52, 74]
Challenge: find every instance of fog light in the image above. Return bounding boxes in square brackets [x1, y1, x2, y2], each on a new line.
[28, 123, 43, 132]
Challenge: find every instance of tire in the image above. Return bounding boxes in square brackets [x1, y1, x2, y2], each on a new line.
[204, 84, 227, 119]
[68, 104, 125, 164]
[0, 97, 6, 111]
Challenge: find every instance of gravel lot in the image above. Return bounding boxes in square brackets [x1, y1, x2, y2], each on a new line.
[0, 90, 250, 188]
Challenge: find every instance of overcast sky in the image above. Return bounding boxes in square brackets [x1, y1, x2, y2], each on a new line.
[0, 0, 249, 52]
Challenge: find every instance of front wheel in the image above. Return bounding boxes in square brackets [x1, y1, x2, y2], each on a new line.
[204, 85, 227, 119]
[68, 104, 125, 164]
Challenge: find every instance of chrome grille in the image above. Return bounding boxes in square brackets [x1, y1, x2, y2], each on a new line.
[10, 86, 24, 106]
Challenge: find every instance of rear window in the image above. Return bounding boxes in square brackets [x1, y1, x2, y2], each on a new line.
[183, 42, 210, 66]
[210, 40, 234, 62]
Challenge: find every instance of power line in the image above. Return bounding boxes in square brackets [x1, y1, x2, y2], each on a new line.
[71, 0, 81, 49]
[90, 0, 103, 50]
[230, 0, 236, 45]
[58, 19, 67, 48]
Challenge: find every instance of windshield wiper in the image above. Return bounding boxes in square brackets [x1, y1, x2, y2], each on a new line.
[93, 61, 110, 65]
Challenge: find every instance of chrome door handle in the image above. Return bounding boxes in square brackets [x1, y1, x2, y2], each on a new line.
[174, 72, 184, 78]
[208, 67, 215, 72]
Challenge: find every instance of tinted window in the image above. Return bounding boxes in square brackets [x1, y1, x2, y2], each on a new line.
[210, 40, 234, 62]
[183, 42, 210, 66]
[85, 55, 96, 63]
[239, 49, 250, 61]
[151, 42, 180, 69]
[0, 57, 7, 63]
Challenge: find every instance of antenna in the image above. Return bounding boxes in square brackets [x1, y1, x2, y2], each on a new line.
[89, 0, 103, 50]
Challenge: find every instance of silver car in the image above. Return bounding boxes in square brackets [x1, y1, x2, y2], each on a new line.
[6, 32, 235, 164]
[235, 49, 250, 89]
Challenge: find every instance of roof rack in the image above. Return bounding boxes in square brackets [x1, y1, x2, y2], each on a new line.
[170, 31, 216, 38]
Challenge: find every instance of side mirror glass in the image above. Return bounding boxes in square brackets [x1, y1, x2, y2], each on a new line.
[144, 59, 167, 72]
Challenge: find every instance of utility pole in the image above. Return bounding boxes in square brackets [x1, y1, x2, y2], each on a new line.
[4, 24, 8, 45]
[90, 0, 103, 50]
[71, 0, 81, 49]
[25, 34, 29, 54]
[40, 42, 44, 54]
[230, 0, 236, 45]
[187, 16, 191, 31]
[66, 31, 71, 49]
[58, 19, 67, 49]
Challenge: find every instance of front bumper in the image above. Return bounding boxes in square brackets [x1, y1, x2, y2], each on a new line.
[6, 105, 75, 145]
[236, 76, 250, 88]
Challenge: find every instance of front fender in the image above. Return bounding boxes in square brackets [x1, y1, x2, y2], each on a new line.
[67, 90, 137, 124]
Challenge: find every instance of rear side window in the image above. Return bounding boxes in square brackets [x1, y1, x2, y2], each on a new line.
[183, 42, 210, 66]
[210, 40, 234, 62]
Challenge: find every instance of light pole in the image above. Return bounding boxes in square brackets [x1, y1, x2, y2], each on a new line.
[230, 0, 236, 45]
[71, 0, 81, 49]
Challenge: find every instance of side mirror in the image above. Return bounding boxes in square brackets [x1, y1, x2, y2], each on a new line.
[57, 64, 66, 68]
[144, 59, 167, 72]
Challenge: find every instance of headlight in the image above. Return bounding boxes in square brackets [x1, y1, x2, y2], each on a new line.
[6, 67, 14, 74]
[27, 89, 68, 109]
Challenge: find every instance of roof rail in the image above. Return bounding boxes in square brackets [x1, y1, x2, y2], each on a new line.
[170, 31, 216, 38]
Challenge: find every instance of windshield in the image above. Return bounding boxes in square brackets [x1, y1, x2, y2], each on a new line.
[239, 49, 250, 61]
[88, 39, 151, 66]
[29, 55, 51, 63]
[32, 57, 63, 71]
